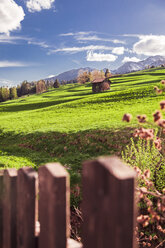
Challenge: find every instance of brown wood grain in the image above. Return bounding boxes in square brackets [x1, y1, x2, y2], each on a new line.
[3, 169, 17, 248]
[0, 170, 4, 248]
[38, 163, 70, 248]
[17, 167, 38, 248]
[82, 156, 137, 248]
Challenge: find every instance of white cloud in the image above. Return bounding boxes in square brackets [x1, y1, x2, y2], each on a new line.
[112, 47, 125, 55]
[59, 33, 74, 37]
[0, 0, 25, 34]
[59, 32, 126, 44]
[76, 35, 125, 44]
[28, 40, 49, 48]
[122, 34, 143, 38]
[61, 31, 93, 36]
[26, 0, 55, 12]
[0, 61, 32, 68]
[133, 35, 165, 56]
[86, 51, 117, 62]
[0, 35, 50, 50]
[49, 45, 123, 54]
[0, 34, 32, 44]
[122, 57, 141, 63]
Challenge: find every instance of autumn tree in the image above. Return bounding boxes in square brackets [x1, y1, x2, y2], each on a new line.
[77, 70, 91, 84]
[10, 87, 17, 99]
[36, 80, 46, 94]
[91, 70, 105, 81]
[0, 87, 10, 101]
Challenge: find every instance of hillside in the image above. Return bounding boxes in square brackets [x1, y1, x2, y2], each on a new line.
[45, 56, 165, 83]
[1, 67, 165, 198]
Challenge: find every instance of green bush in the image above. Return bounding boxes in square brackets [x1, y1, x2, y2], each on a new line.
[122, 137, 165, 192]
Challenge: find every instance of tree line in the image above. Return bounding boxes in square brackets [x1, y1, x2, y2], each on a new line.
[0, 69, 111, 103]
[0, 78, 61, 103]
[77, 69, 111, 84]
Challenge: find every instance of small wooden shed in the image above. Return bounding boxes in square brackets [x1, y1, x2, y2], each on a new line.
[92, 78, 111, 93]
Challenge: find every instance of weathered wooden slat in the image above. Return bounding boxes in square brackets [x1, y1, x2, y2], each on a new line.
[82, 156, 136, 248]
[17, 167, 38, 248]
[0, 170, 4, 248]
[3, 169, 17, 248]
[39, 163, 70, 248]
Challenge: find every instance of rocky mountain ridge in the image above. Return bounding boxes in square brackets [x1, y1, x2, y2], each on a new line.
[46, 56, 165, 82]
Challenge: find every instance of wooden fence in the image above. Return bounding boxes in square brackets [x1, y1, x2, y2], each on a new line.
[0, 156, 137, 248]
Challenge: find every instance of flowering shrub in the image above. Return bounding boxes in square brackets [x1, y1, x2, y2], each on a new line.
[154, 80, 165, 94]
[135, 167, 165, 248]
[122, 140, 165, 247]
[122, 80, 165, 247]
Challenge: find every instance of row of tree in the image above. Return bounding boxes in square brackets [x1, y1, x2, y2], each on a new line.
[0, 79, 61, 103]
[77, 69, 111, 84]
[0, 69, 111, 102]
[0, 87, 17, 102]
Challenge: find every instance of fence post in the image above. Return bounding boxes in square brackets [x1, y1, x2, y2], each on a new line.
[38, 163, 70, 248]
[17, 167, 38, 248]
[82, 156, 136, 248]
[0, 170, 4, 248]
[3, 169, 17, 248]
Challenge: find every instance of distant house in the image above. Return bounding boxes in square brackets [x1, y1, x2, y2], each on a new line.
[92, 78, 111, 93]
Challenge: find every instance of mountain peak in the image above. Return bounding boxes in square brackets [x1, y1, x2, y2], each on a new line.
[114, 55, 165, 74]
[45, 67, 95, 82]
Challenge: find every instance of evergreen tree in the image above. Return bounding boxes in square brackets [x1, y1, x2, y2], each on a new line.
[0, 88, 2, 102]
[20, 81, 31, 95]
[54, 79, 60, 88]
[16, 85, 21, 97]
[105, 69, 111, 78]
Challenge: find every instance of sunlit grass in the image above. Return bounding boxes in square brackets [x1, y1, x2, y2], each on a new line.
[0, 67, 165, 203]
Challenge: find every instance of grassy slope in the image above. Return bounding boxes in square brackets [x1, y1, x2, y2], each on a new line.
[1, 67, 165, 202]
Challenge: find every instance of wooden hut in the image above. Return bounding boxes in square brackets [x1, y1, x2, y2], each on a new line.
[92, 78, 111, 93]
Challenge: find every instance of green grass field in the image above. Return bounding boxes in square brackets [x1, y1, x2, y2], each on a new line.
[1, 67, 165, 203]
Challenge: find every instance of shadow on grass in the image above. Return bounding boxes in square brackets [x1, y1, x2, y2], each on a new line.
[0, 127, 134, 182]
[0, 97, 84, 113]
[112, 78, 160, 87]
[78, 88, 157, 105]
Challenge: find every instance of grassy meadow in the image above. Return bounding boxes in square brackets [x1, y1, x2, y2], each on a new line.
[1, 67, 165, 203]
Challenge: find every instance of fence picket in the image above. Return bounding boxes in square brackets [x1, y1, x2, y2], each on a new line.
[82, 156, 136, 248]
[17, 167, 38, 248]
[3, 169, 17, 248]
[0, 170, 4, 248]
[0, 156, 137, 248]
[38, 163, 70, 248]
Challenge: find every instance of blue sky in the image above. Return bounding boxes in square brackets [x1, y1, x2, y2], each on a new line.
[1, 0, 165, 85]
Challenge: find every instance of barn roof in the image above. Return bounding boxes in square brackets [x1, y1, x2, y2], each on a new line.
[92, 78, 107, 84]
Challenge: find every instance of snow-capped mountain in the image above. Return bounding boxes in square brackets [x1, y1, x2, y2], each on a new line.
[113, 56, 165, 74]
[45, 67, 95, 82]
[2, 56, 165, 87]
[46, 56, 165, 83]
